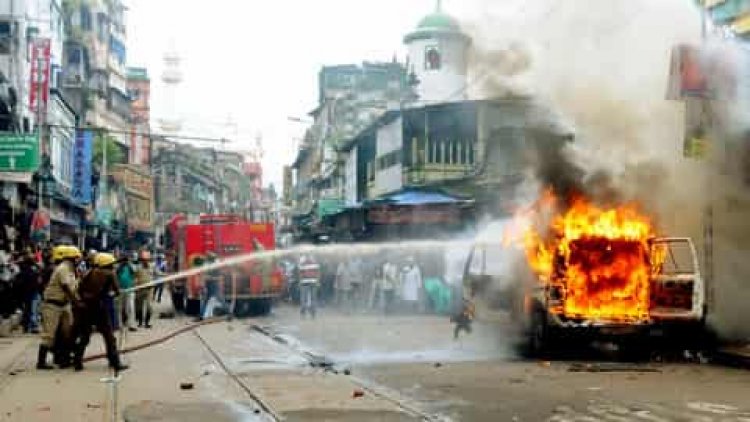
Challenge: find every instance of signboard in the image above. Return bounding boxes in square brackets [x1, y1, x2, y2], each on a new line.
[0, 134, 40, 172]
[367, 205, 460, 225]
[29, 38, 52, 114]
[71, 130, 93, 204]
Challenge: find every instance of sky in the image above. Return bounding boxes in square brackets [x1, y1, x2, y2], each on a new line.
[125, 0, 486, 189]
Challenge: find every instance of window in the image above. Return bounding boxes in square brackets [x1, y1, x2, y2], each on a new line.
[68, 47, 82, 65]
[377, 150, 401, 170]
[81, 6, 92, 31]
[97, 13, 107, 42]
[425, 46, 441, 71]
[0, 22, 11, 55]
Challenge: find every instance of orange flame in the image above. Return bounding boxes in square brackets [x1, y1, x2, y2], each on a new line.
[516, 191, 657, 323]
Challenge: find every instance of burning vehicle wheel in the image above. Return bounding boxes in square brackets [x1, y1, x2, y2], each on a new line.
[523, 310, 557, 358]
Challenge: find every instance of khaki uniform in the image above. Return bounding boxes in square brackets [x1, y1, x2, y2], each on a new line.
[72, 268, 122, 369]
[40, 262, 77, 348]
[134, 264, 153, 326]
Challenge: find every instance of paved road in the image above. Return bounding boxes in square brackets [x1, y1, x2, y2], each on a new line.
[1, 305, 749, 421]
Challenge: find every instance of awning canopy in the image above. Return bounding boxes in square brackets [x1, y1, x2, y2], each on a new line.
[367, 189, 472, 206]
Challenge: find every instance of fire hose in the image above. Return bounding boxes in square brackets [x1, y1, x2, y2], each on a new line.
[82, 317, 225, 363]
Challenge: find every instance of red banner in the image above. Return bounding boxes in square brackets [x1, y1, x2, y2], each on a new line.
[29, 39, 52, 114]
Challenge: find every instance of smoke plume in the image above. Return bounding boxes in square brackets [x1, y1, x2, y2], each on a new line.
[462, 0, 750, 339]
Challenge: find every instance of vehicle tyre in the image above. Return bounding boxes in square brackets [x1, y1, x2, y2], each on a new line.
[171, 291, 185, 313]
[522, 310, 553, 358]
[233, 298, 272, 317]
[185, 298, 201, 316]
[249, 298, 272, 316]
[619, 338, 652, 362]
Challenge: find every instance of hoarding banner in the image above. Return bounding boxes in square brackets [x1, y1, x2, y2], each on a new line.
[29, 38, 52, 114]
[72, 130, 94, 204]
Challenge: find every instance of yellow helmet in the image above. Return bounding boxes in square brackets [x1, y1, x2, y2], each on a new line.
[94, 253, 117, 268]
[52, 245, 82, 262]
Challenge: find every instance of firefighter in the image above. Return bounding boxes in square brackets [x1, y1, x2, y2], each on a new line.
[72, 253, 128, 372]
[199, 252, 222, 320]
[134, 251, 154, 328]
[37, 245, 81, 370]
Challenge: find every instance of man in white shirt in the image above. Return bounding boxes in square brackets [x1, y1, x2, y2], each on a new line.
[400, 257, 423, 313]
[298, 254, 321, 318]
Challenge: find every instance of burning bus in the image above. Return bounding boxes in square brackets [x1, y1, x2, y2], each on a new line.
[467, 192, 706, 356]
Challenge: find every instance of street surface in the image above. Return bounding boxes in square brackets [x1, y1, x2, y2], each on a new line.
[0, 304, 749, 421]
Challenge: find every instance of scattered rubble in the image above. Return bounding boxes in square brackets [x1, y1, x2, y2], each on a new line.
[567, 363, 662, 373]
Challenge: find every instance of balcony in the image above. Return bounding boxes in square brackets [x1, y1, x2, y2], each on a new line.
[106, 88, 131, 122]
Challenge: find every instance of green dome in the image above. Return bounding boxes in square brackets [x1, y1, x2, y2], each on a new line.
[416, 12, 461, 31]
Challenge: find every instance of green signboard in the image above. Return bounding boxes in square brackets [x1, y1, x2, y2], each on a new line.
[0, 134, 40, 172]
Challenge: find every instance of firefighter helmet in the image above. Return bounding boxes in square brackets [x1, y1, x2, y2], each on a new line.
[52, 245, 82, 262]
[94, 253, 117, 268]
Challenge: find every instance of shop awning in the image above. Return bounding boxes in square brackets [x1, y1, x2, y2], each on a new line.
[368, 189, 473, 206]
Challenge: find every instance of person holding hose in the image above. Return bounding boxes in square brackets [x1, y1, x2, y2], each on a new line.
[199, 252, 222, 320]
[37, 246, 81, 370]
[71, 253, 128, 372]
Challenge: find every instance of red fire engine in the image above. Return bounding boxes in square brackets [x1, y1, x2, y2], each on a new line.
[166, 214, 284, 316]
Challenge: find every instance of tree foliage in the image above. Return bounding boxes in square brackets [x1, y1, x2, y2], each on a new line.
[93, 133, 125, 171]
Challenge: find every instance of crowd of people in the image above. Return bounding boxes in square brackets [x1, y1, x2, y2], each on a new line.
[0, 244, 168, 372]
[284, 251, 462, 320]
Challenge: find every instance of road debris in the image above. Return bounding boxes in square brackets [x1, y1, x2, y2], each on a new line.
[179, 382, 194, 390]
[352, 389, 365, 398]
[567, 363, 662, 373]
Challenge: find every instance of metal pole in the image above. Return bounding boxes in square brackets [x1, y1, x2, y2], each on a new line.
[102, 132, 108, 250]
[700, 0, 715, 310]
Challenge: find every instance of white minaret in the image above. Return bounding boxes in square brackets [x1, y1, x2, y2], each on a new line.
[404, 0, 471, 104]
[159, 45, 183, 133]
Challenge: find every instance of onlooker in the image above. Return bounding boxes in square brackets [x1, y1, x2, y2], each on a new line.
[381, 258, 399, 314]
[134, 251, 154, 328]
[153, 253, 167, 303]
[348, 257, 364, 311]
[17, 250, 42, 333]
[400, 257, 423, 313]
[334, 259, 351, 310]
[116, 254, 137, 332]
[0, 249, 18, 319]
[298, 254, 320, 318]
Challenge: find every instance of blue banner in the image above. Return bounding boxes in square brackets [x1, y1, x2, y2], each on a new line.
[71, 129, 93, 205]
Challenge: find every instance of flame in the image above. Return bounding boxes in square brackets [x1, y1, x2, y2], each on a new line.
[515, 191, 657, 323]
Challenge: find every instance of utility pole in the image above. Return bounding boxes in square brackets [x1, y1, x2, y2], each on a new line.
[101, 132, 109, 250]
[700, 0, 715, 311]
